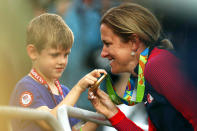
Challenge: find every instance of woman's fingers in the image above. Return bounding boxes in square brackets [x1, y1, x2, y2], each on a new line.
[96, 88, 110, 98]
[88, 89, 101, 107]
[88, 88, 118, 118]
[88, 89, 95, 100]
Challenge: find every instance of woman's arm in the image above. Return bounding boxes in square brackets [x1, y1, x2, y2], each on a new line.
[88, 88, 144, 131]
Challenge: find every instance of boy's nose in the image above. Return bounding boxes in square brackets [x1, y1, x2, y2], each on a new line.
[58, 56, 67, 64]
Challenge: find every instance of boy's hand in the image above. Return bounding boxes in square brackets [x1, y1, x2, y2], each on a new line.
[76, 69, 107, 92]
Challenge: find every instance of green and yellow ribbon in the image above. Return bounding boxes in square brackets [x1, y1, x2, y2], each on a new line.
[106, 48, 149, 106]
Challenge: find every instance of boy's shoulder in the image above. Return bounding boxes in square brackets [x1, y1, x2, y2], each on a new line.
[16, 75, 34, 84]
[10, 75, 45, 106]
[14, 75, 38, 91]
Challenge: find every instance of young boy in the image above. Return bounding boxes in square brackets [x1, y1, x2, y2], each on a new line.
[9, 13, 106, 131]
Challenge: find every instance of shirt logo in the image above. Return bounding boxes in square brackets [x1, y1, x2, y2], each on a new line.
[19, 91, 33, 107]
[147, 93, 154, 104]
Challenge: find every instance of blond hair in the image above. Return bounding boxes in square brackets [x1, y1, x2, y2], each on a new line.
[26, 13, 74, 52]
[101, 3, 173, 49]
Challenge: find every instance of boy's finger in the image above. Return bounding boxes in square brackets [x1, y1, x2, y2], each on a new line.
[86, 75, 98, 83]
[84, 77, 96, 86]
[91, 74, 107, 90]
[90, 69, 107, 77]
[97, 69, 107, 75]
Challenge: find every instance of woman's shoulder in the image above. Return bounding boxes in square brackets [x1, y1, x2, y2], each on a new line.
[148, 48, 177, 61]
[144, 47, 182, 93]
[146, 48, 180, 68]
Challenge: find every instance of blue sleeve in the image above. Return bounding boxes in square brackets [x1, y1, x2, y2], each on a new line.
[61, 84, 70, 97]
[9, 78, 50, 131]
[10, 81, 48, 109]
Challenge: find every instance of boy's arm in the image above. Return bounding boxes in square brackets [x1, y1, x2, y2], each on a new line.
[72, 122, 99, 131]
[36, 69, 107, 130]
[50, 69, 107, 117]
[34, 85, 87, 130]
[36, 106, 53, 131]
[50, 84, 83, 117]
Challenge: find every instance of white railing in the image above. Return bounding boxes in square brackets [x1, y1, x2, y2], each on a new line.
[0, 105, 148, 131]
[57, 105, 111, 131]
[0, 105, 111, 131]
[0, 106, 65, 131]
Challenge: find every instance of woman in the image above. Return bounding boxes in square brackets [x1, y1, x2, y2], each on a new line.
[88, 3, 197, 131]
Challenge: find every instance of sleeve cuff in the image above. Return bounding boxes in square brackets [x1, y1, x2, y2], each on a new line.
[109, 108, 126, 126]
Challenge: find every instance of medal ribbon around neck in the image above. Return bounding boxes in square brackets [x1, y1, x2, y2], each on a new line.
[106, 48, 149, 106]
[29, 68, 64, 105]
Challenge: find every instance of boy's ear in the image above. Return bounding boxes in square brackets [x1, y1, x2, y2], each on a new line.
[129, 34, 140, 51]
[26, 44, 38, 61]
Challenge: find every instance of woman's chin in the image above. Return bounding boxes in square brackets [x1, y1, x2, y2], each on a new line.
[111, 66, 130, 74]
[111, 68, 121, 74]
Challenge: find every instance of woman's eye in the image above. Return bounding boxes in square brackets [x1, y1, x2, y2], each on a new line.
[105, 42, 110, 47]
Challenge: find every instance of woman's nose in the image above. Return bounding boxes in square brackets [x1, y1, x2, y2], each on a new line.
[100, 47, 108, 58]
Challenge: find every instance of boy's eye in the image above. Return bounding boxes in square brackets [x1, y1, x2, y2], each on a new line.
[64, 53, 70, 57]
[50, 53, 58, 57]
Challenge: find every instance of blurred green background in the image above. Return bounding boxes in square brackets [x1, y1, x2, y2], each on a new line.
[0, 0, 32, 130]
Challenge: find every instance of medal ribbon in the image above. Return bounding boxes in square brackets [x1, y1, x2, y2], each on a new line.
[29, 68, 64, 105]
[106, 48, 149, 105]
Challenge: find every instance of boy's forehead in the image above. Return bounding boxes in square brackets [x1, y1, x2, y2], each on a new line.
[45, 45, 71, 52]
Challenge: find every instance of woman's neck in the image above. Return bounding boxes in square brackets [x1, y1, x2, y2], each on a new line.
[115, 73, 130, 97]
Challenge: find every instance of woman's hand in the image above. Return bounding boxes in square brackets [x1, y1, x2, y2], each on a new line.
[75, 69, 107, 93]
[88, 88, 118, 119]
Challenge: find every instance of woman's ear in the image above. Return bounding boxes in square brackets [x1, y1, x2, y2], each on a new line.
[26, 44, 38, 61]
[129, 34, 140, 51]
